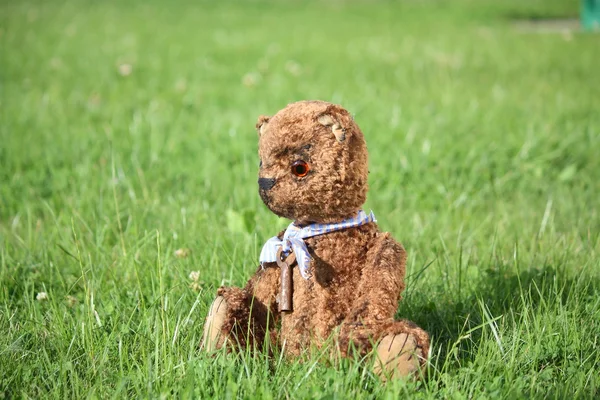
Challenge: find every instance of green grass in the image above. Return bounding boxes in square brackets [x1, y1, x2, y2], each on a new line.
[1, 0, 599, 398]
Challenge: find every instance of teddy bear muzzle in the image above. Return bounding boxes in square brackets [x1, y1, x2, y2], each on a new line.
[258, 177, 276, 208]
[258, 177, 276, 191]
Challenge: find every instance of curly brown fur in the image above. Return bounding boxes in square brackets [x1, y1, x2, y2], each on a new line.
[204, 100, 429, 373]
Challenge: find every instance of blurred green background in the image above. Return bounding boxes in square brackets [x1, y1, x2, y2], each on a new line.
[1, 0, 599, 398]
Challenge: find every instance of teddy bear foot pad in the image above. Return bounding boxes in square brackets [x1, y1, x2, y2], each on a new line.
[373, 333, 423, 381]
[201, 296, 228, 351]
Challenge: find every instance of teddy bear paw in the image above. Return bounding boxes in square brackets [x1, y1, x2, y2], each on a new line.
[201, 296, 228, 351]
[373, 333, 424, 381]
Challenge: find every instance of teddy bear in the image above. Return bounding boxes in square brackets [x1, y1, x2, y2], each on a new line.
[201, 100, 430, 379]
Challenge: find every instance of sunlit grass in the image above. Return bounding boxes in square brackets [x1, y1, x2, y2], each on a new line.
[1, 0, 598, 398]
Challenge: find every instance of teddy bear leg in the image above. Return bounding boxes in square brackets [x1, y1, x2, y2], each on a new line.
[372, 320, 429, 381]
[201, 286, 254, 351]
[373, 332, 422, 380]
[201, 295, 228, 351]
[201, 277, 279, 353]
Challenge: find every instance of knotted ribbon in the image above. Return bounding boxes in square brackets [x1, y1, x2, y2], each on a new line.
[259, 210, 376, 279]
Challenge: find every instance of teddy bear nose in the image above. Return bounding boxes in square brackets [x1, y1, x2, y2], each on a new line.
[258, 177, 276, 191]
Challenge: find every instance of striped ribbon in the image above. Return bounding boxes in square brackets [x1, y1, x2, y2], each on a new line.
[259, 210, 377, 279]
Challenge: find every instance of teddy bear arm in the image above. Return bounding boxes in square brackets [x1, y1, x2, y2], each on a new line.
[338, 234, 431, 366]
[343, 232, 406, 327]
[244, 265, 281, 326]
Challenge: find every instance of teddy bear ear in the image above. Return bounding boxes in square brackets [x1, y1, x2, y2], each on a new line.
[317, 113, 346, 143]
[256, 115, 270, 137]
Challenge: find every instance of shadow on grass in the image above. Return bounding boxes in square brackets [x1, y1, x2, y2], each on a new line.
[400, 264, 599, 367]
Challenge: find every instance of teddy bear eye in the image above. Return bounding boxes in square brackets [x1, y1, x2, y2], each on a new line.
[291, 160, 310, 177]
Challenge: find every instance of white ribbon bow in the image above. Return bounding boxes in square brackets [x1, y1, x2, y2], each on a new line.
[259, 210, 376, 279]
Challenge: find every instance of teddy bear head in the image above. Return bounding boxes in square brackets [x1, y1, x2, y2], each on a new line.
[256, 100, 369, 225]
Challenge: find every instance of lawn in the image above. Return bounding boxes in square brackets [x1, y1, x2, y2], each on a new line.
[1, 0, 599, 398]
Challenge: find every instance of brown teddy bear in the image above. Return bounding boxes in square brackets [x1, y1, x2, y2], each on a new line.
[202, 100, 430, 379]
